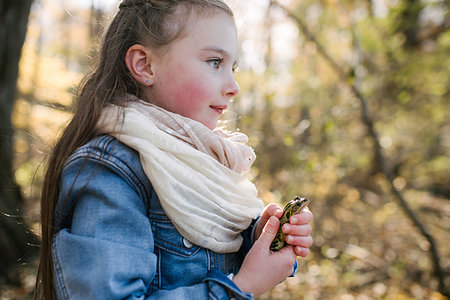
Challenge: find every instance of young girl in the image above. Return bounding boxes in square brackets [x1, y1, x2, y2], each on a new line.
[34, 0, 313, 299]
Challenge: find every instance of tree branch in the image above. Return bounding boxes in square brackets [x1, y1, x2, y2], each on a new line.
[18, 91, 72, 112]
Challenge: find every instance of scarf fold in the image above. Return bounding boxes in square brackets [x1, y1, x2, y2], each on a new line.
[96, 96, 263, 253]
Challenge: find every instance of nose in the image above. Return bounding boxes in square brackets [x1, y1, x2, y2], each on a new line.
[223, 73, 240, 98]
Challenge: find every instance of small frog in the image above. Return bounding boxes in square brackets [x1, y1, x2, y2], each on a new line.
[270, 196, 310, 251]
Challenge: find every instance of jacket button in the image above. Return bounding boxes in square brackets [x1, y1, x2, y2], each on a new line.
[183, 238, 194, 248]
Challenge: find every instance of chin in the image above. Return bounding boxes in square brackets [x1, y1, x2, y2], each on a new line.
[202, 119, 218, 130]
[205, 123, 217, 130]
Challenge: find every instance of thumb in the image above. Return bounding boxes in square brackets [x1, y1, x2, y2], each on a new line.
[255, 204, 282, 240]
[256, 216, 280, 246]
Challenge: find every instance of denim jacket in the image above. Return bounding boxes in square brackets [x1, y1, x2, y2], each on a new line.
[52, 135, 256, 299]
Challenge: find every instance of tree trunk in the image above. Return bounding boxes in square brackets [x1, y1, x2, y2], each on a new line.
[0, 0, 37, 284]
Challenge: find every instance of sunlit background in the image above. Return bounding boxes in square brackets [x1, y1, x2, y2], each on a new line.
[3, 0, 450, 299]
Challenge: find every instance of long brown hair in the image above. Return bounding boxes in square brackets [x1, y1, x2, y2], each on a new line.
[34, 1, 233, 299]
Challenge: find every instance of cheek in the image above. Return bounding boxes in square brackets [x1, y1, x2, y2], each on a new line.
[174, 80, 207, 101]
[170, 77, 211, 113]
[164, 58, 212, 101]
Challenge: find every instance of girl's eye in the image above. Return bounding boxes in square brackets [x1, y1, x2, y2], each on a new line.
[207, 58, 223, 69]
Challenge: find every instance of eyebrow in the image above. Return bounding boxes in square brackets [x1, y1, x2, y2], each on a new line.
[201, 47, 239, 66]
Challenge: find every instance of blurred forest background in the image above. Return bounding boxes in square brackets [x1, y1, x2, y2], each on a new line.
[1, 0, 449, 299]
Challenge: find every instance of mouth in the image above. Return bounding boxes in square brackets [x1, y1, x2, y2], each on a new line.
[210, 105, 227, 115]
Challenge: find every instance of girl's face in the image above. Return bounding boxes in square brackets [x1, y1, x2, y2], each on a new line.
[147, 12, 239, 130]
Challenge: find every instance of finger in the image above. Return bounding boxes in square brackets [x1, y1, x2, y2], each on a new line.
[294, 246, 310, 257]
[263, 216, 280, 235]
[282, 223, 312, 236]
[289, 209, 313, 225]
[256, 204, 283, 240]
[256, 216, 280, 247]
[285, 235, 313, 248]
[260, 204, 283, 224]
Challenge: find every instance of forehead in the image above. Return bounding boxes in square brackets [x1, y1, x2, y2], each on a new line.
[172, 7, 238, 52]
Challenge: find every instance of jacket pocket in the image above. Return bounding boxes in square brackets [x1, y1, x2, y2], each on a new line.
[149, 214, 201, 257]
[149, 214, 209, 289]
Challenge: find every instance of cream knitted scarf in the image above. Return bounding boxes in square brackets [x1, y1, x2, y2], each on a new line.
[96, 97, 264, 253]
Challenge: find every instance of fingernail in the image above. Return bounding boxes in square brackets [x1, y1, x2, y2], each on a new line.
[297, 247, 310, 257]
[283, 224, 291, 232]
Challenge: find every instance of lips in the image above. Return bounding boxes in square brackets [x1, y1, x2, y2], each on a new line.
[210, 105, 227, 114]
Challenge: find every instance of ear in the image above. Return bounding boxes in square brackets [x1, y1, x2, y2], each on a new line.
[125, 44, 155, 86]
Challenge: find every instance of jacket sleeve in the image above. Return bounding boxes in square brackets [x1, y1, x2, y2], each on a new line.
[52, 153, 253, 300]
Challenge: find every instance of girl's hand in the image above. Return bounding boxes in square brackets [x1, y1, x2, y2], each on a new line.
[232, 216, 297, 297]
[255, 204, 313, 257]
[283, 208, 313, 257]
[254, 203, 283, 240]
